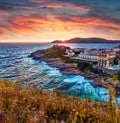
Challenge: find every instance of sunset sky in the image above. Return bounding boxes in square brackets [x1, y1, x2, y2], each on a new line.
[0, 0, 120, 42]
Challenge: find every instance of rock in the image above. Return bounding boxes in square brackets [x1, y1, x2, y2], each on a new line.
[30, 47, 120, 95]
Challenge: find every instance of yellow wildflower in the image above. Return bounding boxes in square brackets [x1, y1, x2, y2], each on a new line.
[76, 111, 79, 115]
[83, 109, 87, 112]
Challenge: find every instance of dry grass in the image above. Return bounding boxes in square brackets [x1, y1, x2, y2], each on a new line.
[0, 79, 120, 123]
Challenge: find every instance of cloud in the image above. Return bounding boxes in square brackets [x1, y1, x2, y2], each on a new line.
[40, 1, 91, 14]
[29, 0, 45, 3]
[0, 10, 9, 15]
[29, 0, 53, 3]
[0, 0, 120, 41]
[0, 2, 38, 12]
[6, 13, 55, 34]
[0, 25, 8, 37]
[64, 2, 91, 12]
[0, 3, 14, 12]
[55, 14, 120, 30]
[41, 2, 63, 9]
[3, 12, 119, 37]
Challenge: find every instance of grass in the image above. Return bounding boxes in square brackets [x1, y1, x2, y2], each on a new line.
[0, 79, 120, 123]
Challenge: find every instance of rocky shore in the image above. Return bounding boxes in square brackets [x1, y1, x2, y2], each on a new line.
[30, 47, 120, 95]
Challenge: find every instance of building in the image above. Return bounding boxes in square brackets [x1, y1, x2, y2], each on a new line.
[98, 51, 116, 67]
[99, 48, 107, 52]
[78, 53, 99, 62]
[112, 45, 120, 52]
[65, 49, 75, 57]
[86, 48, 98, 55]
[73, 48, 87, 53]
[77, 48, 99, 62]
[116, 51, 120, 58]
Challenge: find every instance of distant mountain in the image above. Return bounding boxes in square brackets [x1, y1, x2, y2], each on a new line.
[52, 37, 120, 43]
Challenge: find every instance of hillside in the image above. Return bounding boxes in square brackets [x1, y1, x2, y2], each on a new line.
[0, 79, 120, 123]
[52, 38, 120, 43]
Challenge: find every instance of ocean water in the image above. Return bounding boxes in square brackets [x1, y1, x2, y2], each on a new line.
[56, 43, 120, 49]
[0, 43, 120, 103]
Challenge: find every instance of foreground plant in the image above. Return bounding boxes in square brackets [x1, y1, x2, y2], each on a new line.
[0, 79, 120, 123]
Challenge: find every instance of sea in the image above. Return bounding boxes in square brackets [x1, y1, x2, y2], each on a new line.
[0, 43, 120, 103]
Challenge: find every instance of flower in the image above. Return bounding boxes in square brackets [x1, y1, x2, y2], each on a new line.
[76, 111, 79, 115]
[83, 109, 87, 112]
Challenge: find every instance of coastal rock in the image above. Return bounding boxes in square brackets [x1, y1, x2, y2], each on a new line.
[30, 46, 120, 95]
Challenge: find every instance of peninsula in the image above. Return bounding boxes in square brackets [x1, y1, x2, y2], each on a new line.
[30, 45, 120, 94]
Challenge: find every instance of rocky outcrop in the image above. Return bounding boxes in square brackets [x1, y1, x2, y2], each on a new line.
[30, 47, 120, 95]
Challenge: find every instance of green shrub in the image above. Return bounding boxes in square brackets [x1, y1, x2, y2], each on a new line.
[116, 71, 120, 81]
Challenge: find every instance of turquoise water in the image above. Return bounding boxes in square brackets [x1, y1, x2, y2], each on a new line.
[0, 43, 120, 102]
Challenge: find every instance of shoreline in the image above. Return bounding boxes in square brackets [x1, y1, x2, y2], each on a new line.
[30, 47, 120, 95]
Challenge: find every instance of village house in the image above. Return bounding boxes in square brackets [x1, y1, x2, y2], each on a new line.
[65, 49, 75, 57]
[73, 48, 87, 54]
[78, 53, 99, 62]
[112, 45, 120, 52]
[86, 48, 98, 55]
[78, 48, 99, 62]
[65, 45, 120, 70]
[98, 50, 116, 67]
[116, 51, 120, 58]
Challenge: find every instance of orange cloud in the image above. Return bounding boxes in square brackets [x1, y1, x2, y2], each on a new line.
[0, 25, 8, 38]
[55, 14, 120, 33]
[29, 0, 45, 2]
[9, 16, 46, 32]
[29, 0, 53, 3]
[0, 13, 120, 42]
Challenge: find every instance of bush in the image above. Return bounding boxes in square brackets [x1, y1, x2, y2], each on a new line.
[0, 79, 120, 123]
[116, 71, 120, 81]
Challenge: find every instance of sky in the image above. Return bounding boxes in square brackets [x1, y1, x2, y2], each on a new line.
[0, 0, 120, 43]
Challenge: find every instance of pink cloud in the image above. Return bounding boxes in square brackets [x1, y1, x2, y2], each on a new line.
[29, 0, 53, 3]
[0, 12, 120, 41]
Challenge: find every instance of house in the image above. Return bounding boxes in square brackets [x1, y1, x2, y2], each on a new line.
[112, 45, 120, 52]
[76, 48, 99, 62]
[98, 50, 116, 67]
[99, 48, 107, 52]
[73, 48, 87, 53]
[78, 53, 99, 62]
[86, 48, 98, 56]
[116, 51, 120, 58]
[65, 49, 75, 57]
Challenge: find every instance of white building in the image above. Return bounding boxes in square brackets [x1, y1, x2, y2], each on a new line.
[73, 48, 87, 53]
[65, 49, 75, 57]
[78, 53, 99, 61]
[112, 46, 120, 52]
[76, 48, 99, 62]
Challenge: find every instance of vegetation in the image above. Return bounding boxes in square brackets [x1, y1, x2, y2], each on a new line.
[44, 46, 108, 77]
[0, 79, 120, 123]
[113, 57, 119, 65]
[44, 45, 67, 59]
[114, 71, 120, 81]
